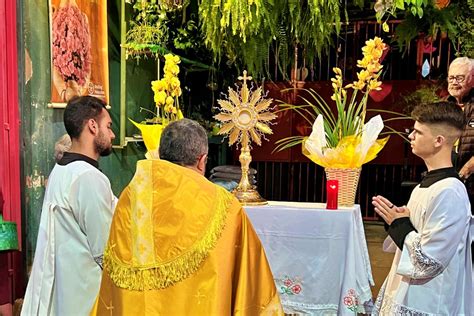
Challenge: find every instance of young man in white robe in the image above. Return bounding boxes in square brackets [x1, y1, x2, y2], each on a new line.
[21, 96, 117, 316]
[372, 101, 473, 315]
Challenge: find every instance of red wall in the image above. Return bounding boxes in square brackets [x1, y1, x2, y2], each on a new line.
[0, 0, 23, 303]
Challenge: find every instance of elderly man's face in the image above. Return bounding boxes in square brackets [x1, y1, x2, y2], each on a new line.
[448, 63, 473, 101]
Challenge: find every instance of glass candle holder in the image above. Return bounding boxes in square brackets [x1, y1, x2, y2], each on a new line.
[326, 180, 338, 210]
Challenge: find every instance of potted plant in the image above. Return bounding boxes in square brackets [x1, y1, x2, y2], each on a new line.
[275, 37, 409, 206]
[131, 53, 184, 157]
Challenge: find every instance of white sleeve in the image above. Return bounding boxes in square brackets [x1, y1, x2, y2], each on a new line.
[470, 216, 474, 243]
[382, 235, 397, 253]
[70, 170, 115, 267]
[397, 187, 470, 279]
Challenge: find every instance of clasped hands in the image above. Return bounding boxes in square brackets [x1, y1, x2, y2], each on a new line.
[372, 195, 410, 225]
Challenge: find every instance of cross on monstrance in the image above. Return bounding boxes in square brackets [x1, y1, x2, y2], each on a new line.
[238, 71, 252, 86]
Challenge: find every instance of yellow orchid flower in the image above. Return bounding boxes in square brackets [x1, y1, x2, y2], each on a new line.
[352, 80, 366, 90]
[155, 91, 167, 106]
[367, 79, 382, 91]
[357, 70, 371, 82]
[165, 96, 174, 106]
[367, 63, 382, 74]
[151, 80, 165, 92]
[170, 77, 180, 89]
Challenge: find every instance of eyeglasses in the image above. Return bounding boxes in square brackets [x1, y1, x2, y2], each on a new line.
[447, 75, 466, 83]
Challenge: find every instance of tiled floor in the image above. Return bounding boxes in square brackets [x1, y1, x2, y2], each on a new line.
[363, 221, 394, 299]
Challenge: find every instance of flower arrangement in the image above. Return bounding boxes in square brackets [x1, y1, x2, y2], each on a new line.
[276, 37, 404, 169]
[131, 53, 184, 155]
[150, 53, 183, 122]
[52, 4, 91, 87]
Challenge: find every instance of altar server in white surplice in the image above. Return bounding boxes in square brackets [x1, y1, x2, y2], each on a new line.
[372, 101, 473, 315]
[22, 96, 117, 316]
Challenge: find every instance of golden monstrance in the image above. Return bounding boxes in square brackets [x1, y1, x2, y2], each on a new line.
[214, 71, 277, 205]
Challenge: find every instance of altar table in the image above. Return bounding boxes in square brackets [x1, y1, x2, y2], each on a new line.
[245, 201, 374, 315]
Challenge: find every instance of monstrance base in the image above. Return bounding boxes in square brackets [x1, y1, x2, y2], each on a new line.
[232, 188, 268, 206]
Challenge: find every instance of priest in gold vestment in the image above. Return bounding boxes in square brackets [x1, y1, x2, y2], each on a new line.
[91, 119, 283, 315]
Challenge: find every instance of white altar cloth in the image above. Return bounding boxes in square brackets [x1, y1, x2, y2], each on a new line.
[245, 201, 374, 315]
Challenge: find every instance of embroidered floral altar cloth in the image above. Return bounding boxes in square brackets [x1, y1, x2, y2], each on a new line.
[245, 202, 374, 315]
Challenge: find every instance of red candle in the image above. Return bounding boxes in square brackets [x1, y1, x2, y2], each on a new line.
[326, 180, 338, 210]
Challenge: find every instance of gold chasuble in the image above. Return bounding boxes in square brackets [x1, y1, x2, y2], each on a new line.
[91, 160, 283, 315]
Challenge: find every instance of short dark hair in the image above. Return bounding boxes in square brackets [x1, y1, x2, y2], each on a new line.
[159, 119, 208, 166]
[64, 96, 107, 139]
[411, 101, 466, 132]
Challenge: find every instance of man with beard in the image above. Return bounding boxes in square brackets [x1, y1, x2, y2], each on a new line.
[447, 57, 474, 209]
[22, 96, 117, 316]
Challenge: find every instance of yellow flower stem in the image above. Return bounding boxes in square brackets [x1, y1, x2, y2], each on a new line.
[140, 107, 158, 117]
[345, 88, 359, 135]
[360, 92, 369, 127]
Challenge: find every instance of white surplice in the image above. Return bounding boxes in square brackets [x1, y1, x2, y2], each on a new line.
[21, 161, 116, 316]
[374, 177, 473, 315]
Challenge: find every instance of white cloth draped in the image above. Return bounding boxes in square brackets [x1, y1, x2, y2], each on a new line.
[245, 202, 374, 315]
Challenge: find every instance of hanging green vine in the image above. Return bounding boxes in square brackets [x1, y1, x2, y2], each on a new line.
[123, 1, 174, 57]
[394, 3, 458, 53]
[374, 0, 430, 21]
[454, 0, 474, 57]
[198, 0, 269, 62]
[199, 0, 343, 80]
[122, 0, 213, 69]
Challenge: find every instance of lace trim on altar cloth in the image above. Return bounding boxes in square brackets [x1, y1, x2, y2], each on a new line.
[94, 254, 104, 269]
[405, 233, 443, 279]
[373, 292, 431, 316]
[281, 300, 338, 315]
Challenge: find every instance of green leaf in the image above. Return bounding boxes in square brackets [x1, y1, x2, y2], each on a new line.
[411, 6, 417, 16]
[396, 0, 405, 10]
[417, 7, 423, 18]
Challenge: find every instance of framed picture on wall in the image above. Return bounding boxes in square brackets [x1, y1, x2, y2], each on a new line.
[48, 0, 109, 108]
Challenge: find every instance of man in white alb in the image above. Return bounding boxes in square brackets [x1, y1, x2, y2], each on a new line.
[21, 96, 116, 316]
[372, 101, 472, 315]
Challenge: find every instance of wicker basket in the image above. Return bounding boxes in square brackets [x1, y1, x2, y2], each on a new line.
[325, 168, 361, 207]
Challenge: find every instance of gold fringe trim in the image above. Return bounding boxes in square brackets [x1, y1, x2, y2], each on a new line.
[104, 187, 233, 291]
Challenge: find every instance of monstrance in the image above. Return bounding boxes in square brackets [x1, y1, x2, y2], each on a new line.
[214, 71, 277, 205]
